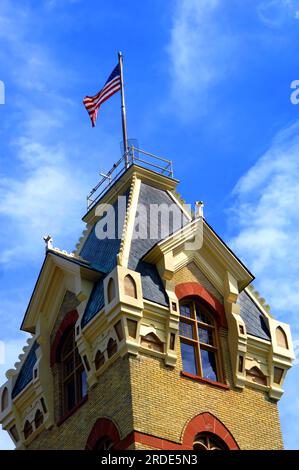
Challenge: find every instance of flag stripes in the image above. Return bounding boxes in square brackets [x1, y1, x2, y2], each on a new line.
[83, 64, 121, 127]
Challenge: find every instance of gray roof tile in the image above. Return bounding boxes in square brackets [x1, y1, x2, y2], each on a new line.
[238, 290, 271, 341]
[12, 341, 39, 399]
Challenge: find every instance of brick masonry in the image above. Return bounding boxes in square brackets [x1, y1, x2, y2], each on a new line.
[26, 265, 283, 450]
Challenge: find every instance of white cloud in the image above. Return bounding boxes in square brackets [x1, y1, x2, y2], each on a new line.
[257, 0, 299, 26]
[0, 2, 88, 266]
[229, 120, 299, 449]
[167, 0, 235, 118]
[230, 121, 299, 323]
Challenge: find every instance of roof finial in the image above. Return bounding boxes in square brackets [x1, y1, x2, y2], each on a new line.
[43, 235, 53, 251]
[195, 201, 204, 218]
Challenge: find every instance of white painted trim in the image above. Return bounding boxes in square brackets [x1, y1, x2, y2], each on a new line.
[166, 190, 192, 221]
[121, 178, 141, 268]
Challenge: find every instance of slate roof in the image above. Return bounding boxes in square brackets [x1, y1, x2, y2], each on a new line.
[238, 290, 271, 341]
[79, 178, 272, 343]
[11, 341, 39, 399]
[81, 278, 105, 328]
[128, 182, 189, 306]
[80, 182, 189, 326]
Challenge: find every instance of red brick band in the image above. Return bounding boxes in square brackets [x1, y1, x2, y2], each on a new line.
[175, 282, 227, 327]
[86, 413, 239, 450]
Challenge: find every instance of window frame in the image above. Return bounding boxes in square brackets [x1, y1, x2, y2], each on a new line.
[60, 327, 87, 418]
[193, 432, 229, 450]
[179, 298, 223, 383]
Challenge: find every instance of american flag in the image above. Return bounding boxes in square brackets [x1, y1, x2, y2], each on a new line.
[83, 64, 121, 127]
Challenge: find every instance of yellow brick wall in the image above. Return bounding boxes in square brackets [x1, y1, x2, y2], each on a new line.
[129, 340, 283, 450]
[26, 263, 283, 450]
[129, 262, 282, 450]
[172, 262, 223, 304]
[27, 355, 133, 450]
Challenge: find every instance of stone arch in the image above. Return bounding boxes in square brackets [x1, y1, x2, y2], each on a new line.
[34, 409, 44, 429]
[246, 366, 267, 386]
[85, 417, 121, 450]
[94, 350, 105, 370]
[182, 412, 239, 450]
[276, 326, 288, 349]
[107, 338, 117, 358]
[175, 282, 226, 327]
[23, 420, 33, 440]
[124, 274, 137, 298]
[107, 278, 116, 303]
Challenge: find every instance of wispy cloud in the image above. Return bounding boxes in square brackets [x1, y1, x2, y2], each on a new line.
[257, 0, 299, 26]
[229, 120, 299, 449]
[0, 2, 87, 266]
[167, 0, 235, 118]
[230, 121, 299, 324]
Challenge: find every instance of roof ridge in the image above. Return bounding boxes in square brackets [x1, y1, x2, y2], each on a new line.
[117, 174, 138, 266]
[73, 225, 92, 257]
[7, 335, 36, 380]
[245, 284, 272, 317]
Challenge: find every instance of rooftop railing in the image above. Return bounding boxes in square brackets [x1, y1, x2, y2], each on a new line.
[86, 146, 173, 210]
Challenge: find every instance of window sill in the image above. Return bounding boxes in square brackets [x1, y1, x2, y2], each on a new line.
[57, 395, 88, 427]
[180, 372, 229, 390]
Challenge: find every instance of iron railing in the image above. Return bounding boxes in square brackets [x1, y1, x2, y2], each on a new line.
[86, 146, 173, 209]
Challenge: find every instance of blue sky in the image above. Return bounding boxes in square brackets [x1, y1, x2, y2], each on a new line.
[0, 0, 299, 450]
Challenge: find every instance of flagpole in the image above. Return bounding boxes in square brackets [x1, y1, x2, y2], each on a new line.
[118, 51, 129, 168]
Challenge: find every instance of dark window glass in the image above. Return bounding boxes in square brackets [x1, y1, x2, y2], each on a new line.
[66, 379, 76, 411]
[60, 327, 87, 417]
[23, 420, 33, 440]
[80, 369, 88, 398]
[107, 338, 117, 358]
[200, 349, 218, 382]
[196, 304, 212, 325]
[34, 410, 44, 429]
[181, 341, 197, 376]
[95, 436, 115, 450]
[193, 432, 228, 450]
[179, 320, 194, 339]
[179, 299, 221, 383]
[180, 304, 192, 318]
[198, 327, 213, 345]
[95, 350, 105, 370]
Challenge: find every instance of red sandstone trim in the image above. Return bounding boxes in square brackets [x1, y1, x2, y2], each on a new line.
[86, 417, 121, 450]
[182, 412, 239, 450]
[50, 310, 79, 366]
[181, 371, 229, 390]
[175, 282, 227, 327]
[86, 415, 239, 450]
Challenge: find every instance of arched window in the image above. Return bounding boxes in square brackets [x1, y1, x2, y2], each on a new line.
[179, 299, 221, 382]
[60, 327, 87, 415]
[94, 436, 115, 450]
[23, 420, 33, 440]
[107, 278, 116, 303]
[193, 432, 228, 450]
[95, 350, 105, 370]
[1, 387, 8, 411]
[276, 326, 288, 349]
[107, 338, 117, 358]
[246, 366, 267, 386]
[34, 409, 44, 429]
[141, 333, 164, 353]
[124, 275, 137, 298]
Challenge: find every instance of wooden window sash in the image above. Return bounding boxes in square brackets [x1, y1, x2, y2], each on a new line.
[179, 299, 223, 382]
